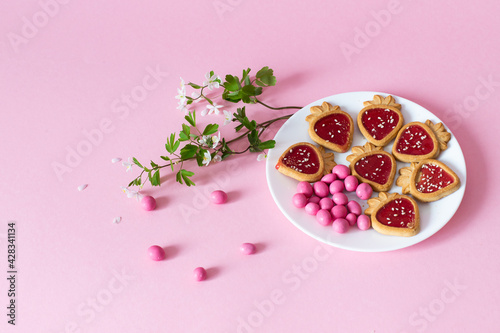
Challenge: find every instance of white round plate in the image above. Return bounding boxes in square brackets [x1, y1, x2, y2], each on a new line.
[266, 91, 466, 252]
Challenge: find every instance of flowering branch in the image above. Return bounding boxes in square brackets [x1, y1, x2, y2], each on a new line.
[126, 66, 302, 188]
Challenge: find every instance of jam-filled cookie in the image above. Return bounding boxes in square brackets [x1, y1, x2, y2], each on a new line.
[346, 142, 397, 192]
[396, 159, 460, 202]
[306, 102, 354, 153]
[275, 142, 336, 182]
[392, 120, 451, 163]
[357, 95, 404, 147]
[365, 192, 420, 237]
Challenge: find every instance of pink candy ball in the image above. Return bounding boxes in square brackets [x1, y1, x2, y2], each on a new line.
[210, 190, 228, 204]
[344, 175, 359, 192]
[357, 214, 371, 230]
[329, 180, 345, 194]
[331, 205, 348, 219]
[316, 209, 332, 226]
[319, 197, 334, 210]
[240, 243, 257, 255]
[321, 173, 337, 184]
[346, 200, 362, 216]
[141, 196, 157, 211]
[313, 181, 329, 198]
[356, 183, 373, 200]
[193, 267, 207, 281]
[305, 202, 320, 215]
[308, 196, 321, 204]
[292, 193, 308, 208]
[345, 213, 358, 226]
[332, 192, 348, 205]
[332, 165, 350, 180]
[332, 218, 350, 233]
[148, 245, 165, 261]
[297, 181, 313, 197]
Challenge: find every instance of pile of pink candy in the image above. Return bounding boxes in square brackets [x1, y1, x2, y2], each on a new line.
[292, 164, 373, 233]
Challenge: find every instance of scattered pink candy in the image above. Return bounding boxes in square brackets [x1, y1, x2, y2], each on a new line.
[305, 202, 320, 216]
[240, 243, 257, 255]
[357, 214, 371, 230]
[316, 209, 332, 226]
[141, 196, 157, 211]
[346, 200, 362, 216]
[332, 218, 349, 233]
[356, 183, 373, 200]
[297, 181, 313, 197]
[193, 267, 207, 281]
[210, 190, 228, 204]
[332, 165, 350, 180]
[313, 181, 329, 198]
[331, 205, 348, 219]
[345, 213, 357, 226]
[148, 245, 165, 261]
[319, 197, 334, 210]
[332, 192, 348, 205]
[329, 180, 345, 194]
[321, 173, 337, 184]
[344, 175, 359, 192]
[308, 196, 321, 204]
[292, 193, 308, 208]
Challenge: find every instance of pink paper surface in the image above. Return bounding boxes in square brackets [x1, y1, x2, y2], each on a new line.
[1, 0, 499, 332]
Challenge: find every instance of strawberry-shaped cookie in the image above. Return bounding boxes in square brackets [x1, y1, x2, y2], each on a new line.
[396, 159, 460, 202]
[392, 120, 451, 163]
[346, 142, 397, 192]
[365, 192, 420, 237]
[306, 102, 354, 153]
[275, 142, 336, 182]
[358, 95, 404, 147]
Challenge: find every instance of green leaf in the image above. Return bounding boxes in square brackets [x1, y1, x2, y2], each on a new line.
[150, 160, 158, 168]
[196, 149, 207, 167]
[202, 123, 219, 135]
[151, 170, 161, 186]
[241, 68, 251, 82]
[179, 131, 189, 141]
[180, 144, 198, 160]
[188, 82, 202, 89]
[234, 123, 244, 132]
[224, 75, 241, 92]
[132, 158, 143, 168]
[248, 130, 259, 146]
[255, 66, 277, 86]
[179, 123, 191, 141]
[258, 140, 276, 150]
[204, 96, 214, 106]
[177, 169, 195, 186]
[185, 111, 196, 127]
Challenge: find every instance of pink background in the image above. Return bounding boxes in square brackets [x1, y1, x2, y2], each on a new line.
[1, 0, 499, 332]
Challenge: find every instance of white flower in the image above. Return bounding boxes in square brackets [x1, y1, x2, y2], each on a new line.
[121, 186, 143, 201]
[175, 78, 187, 103]
[257, 153, 267, 161]
[203, 72, 221, 90]
[211, 132, 221, 148]
[204, 103, 222, 116]
[176, 98, 188, 114]
[212, 154, 222, 163]
[198, 135, 211, 147]
[122, 157, 133, 172]
[223, 110, 234, 126]
[202, 151, 212, 166]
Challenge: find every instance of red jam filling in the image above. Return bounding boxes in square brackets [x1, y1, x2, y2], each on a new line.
[313, 113, 350, 146]
[279, 145, 320, 174]
[396, 125, 434, 155]
[354, 154, 392, 185]
[361, 108, 399, 140]
[375, 198, 415, 228]
[416, 163, 454, 193]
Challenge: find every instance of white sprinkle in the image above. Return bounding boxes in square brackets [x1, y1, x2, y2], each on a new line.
[113, 217, 122, 224]
[111, 157, 122, 164]
[77, 184, 88, 191]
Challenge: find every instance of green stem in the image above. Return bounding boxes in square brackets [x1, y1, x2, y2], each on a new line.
[256, 99, 302, 110]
